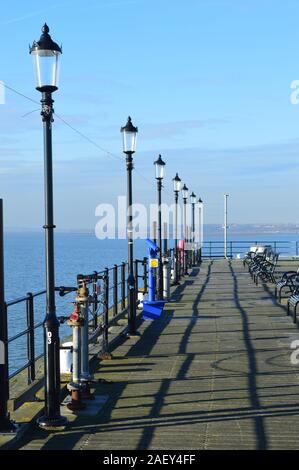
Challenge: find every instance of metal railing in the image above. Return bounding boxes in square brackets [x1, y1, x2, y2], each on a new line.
[5, 247, 199, 387]
[202, 240, 297, 259]
[5, 258, 149, 387]
[6, 290, 45, 382]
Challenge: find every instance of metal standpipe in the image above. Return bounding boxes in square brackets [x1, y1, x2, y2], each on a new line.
[67, 301, 85, 411]
[78, 284, 94, 400]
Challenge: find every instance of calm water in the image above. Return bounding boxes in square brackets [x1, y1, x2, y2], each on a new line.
[5, 231, 299, 374]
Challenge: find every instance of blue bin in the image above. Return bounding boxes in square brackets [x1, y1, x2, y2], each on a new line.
[142, 300, 166, 320]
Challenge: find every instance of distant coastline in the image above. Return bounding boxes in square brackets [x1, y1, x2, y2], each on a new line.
[5, 224, 299, 236]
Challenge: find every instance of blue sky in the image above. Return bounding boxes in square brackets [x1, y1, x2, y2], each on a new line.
[0, 0, 299, 228]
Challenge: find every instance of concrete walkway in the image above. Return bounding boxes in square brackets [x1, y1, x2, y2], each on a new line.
[13, 260, 299, 450]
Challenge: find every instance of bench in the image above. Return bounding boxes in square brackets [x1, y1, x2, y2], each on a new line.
[248, 248, 273, 278]
[275, 268, 299, 302]
[243, 245, 272, 269]
[253, 253, 279, 285]
[287, 283, 299, 324]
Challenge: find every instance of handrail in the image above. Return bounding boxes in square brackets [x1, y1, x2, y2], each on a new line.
[5, 259, 142, 384]
[6, 289, 46, 306]
[201, 240, 296, 258]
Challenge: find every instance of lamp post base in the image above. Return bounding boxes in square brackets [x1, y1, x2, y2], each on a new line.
[126, 331, 141, 339]
[37, 414, 67, 430]
[98, 351, 113, 360]
[0, 418, 18, 435]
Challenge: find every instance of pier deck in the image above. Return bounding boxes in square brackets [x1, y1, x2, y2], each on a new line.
[10, 259, 299, 450]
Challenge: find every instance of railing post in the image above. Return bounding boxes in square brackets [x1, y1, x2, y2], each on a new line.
[297, 241, 298, 257]
[209, 241, 212, 258]
[274, 241, 277, 253]
[92, 272, 98, 330]
[230, 241, 233, 259]
[121, 262, 126, 310]
[143, 257, 148, 293]
[0, 199, 15, 432]
[26, 292, 36, 384]
[134, 259, 139, 305]
[113, 265, 118, 317]
[99, 268, 111, 359]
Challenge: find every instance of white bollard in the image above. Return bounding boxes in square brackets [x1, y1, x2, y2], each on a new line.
[137, 291, 144, 309]
[60, 341, 73, 373]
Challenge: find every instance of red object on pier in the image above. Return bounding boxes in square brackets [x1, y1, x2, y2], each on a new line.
[69, 304, 80, 322]
[178, 240, 185, 263]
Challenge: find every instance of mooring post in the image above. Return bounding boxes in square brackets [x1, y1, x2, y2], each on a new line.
[0, 200, 15, 433]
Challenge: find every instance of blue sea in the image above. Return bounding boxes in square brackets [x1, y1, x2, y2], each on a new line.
[5, 231, 299, 375]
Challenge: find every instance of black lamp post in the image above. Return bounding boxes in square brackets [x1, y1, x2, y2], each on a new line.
[154, 155, 165, 300]
[30, 24, 67, 428]
[190, 192, 196, 266]
[172, 173, 182, 284]
[181, 184, 189, 275]
[121, 117, 139, 337]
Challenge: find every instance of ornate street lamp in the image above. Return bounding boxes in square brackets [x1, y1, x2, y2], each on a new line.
[121, 117, 139, 337]
[30, 24, 61, 93]
[181, 184, 189, 275]
[172, 173, 182, 284]
[29, 24, 67, 429]
[154, 155, 166, 299]
[190, 192, 196, 266]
